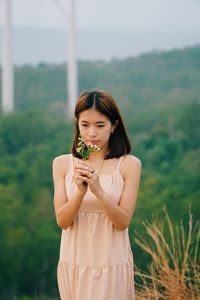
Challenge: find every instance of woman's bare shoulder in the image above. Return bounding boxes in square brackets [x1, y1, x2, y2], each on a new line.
[121, 154, 142, 176]
[52, 154, 72, 176]
[124, 154, 142, 166]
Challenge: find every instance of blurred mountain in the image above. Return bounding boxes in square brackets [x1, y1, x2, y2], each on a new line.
[0, 26, 199, 65]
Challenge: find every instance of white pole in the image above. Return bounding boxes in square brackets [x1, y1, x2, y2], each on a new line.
[67, 0, 78, 118]
[2, 0, 14, 113]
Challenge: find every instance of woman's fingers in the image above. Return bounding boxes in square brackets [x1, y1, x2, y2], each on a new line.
[73, 171, 92, 185]
[73, 173, 84, 184]
[75, 168, 94, 178]
[76, 175, 89, 182]
[75, 164, 94, 174]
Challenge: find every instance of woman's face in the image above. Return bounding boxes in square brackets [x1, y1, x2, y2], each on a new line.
[78, 108, 115, 154]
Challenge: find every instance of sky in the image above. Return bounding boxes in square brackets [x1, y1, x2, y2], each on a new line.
[0, 0, 200, 34]
[0, 0, 200, 64]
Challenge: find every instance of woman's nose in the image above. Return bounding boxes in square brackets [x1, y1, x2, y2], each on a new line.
[88, 126, 97, 137]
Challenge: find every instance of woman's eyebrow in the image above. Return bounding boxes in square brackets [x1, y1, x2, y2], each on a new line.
[80, 120, 106, 124]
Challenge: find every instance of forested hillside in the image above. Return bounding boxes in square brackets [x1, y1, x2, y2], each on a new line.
[0, 46, 199, 299]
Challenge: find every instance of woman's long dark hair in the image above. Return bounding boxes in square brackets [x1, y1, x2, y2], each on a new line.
[71, 90, 131, 159]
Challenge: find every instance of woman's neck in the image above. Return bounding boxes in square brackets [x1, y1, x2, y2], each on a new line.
[88, 153, 105, 162]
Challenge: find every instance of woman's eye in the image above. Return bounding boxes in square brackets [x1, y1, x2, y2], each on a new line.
[81, 124, 104, 128]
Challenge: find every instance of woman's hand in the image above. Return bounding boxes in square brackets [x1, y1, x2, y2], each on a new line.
[72, 170, 88, 196]
[74, 162, 103, 196]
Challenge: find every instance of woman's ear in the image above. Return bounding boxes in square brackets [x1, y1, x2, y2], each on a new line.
[111, 120, 119, 133]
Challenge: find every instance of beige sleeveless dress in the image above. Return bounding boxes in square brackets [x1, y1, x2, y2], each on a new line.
[57, 154, 135, 300]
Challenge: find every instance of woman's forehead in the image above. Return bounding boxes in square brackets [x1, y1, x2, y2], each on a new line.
[79, 109, 110, 122]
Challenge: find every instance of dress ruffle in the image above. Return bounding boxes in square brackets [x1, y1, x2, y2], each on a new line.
[57, 250, 135, 300]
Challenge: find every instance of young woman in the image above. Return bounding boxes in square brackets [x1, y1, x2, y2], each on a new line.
[52, 90, 142, 300]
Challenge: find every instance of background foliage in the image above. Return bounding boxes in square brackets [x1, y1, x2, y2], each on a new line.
[0, 46, 199, 299]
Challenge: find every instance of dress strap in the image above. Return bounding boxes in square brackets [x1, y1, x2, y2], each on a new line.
[116, 155, 124, 171]
[70, 154, 74, 169]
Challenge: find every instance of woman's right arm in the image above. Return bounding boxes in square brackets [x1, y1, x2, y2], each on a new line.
[52, 155, 86, 229]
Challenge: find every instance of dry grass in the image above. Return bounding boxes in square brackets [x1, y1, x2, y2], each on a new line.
[134, 207, 200, 300]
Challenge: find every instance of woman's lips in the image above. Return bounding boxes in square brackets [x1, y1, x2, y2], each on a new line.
[87, 140, 100, 144]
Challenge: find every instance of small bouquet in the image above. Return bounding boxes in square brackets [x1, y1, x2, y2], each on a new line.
[76, 136, 100, 160]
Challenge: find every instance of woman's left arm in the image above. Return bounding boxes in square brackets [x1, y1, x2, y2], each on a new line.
[95, 155, 142, 230]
